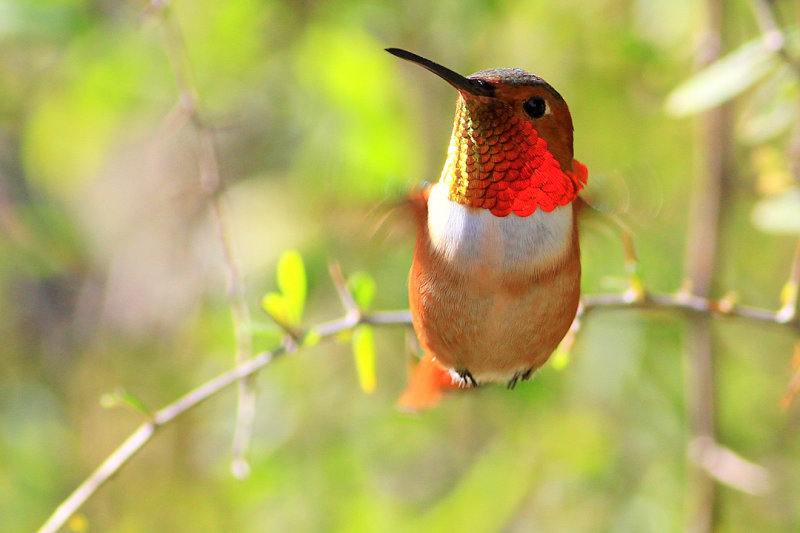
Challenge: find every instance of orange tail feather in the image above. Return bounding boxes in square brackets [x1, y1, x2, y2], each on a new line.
[397, 353, 460, 411]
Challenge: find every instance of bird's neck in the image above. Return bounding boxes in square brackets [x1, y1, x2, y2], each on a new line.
[439, 97, 586, 218]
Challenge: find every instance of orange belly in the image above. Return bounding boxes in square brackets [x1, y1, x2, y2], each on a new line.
[407, 193, 581, 383]
[409, 247, 579, 382]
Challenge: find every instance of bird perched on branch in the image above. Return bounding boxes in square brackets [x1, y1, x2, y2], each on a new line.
[386, 48, 588, 410]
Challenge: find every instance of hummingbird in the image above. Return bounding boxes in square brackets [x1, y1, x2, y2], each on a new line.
[386, 48, 588, 410]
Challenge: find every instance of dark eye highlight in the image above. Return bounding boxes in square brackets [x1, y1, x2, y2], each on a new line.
[523, 96, 546, 119]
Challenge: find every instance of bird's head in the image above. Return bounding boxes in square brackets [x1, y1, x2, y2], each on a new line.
[387, 48, 586, 217]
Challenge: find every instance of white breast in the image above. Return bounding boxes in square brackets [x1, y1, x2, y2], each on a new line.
[426, 183, 573, 274]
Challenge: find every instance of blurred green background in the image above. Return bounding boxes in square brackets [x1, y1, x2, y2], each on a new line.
[2, 0, 800, 531]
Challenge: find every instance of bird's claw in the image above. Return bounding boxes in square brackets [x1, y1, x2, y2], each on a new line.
[455, 368, 477, 387]
[507, 368, 533, 389]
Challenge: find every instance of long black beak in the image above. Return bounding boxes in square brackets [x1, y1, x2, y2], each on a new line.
[385, 48, 494, 97]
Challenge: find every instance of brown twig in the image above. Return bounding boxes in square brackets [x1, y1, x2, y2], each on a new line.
[34, 308, 407, 533]
[581, 290, 795, 326]
[688, 436, 773, 495]
[328, 260, 362, 320]
[37, 284, 800, 533]
[750, 0, 800, 77]
[150, 2, 257, 478]
[34, 3, 800, 530]
[681, 1, 731, 531]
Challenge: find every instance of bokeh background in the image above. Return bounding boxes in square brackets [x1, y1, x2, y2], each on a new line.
[2, 0, 800, 531]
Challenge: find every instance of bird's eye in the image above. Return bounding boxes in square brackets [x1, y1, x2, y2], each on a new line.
[523, 96, 546, 119]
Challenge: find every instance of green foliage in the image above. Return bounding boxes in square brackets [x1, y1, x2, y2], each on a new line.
[737, 66, 799, 144]
[352, 325, 377, 393]
[262, 250, 307, 328]
[347, 271, 376, 310]
[22, 29, 168, 200]
[99, 388, 152, 418]
[276, 250, 307, 324]
[664, 33, 784, 117]
[751, 188, 800, 234]
[244, 322, 284, 346]
[4, 1, 800, 532]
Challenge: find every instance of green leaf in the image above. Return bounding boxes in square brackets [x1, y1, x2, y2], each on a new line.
[751, 145, 793, 195]
[245, 322, 283, 346]
[99, 393, 118, 409]
[781, 281, 798, 311]
[261, 292, 289, 325]
[99, 388, 151, 417]
[737, 66, 798, 144]
[245, 321, 281, 336]
[347, 271, 376, 310]
[352, 325, 377, 393]
[751, 187, 800, 234]
[665, 33, 783, 117]
[303, 329, 322, 348]
[276, 250, 306, 325]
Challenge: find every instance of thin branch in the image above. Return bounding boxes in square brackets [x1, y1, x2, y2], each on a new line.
[36, 283, 800, 533]
[688, 436, 773, 496]
[682, 1, 730, 529]
[33, 4, 800, 532]
[35, 309, 405, 533]
[328, 260, 361, 320]
[37, 424, 156, 533]
[750, 0, 800, 77]
[581, 290, 796, 326]
[151, 1, 257, 478]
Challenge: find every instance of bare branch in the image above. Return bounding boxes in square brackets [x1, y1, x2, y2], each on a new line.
[151, 1, 257, 477]
[35, 309, 403, 533]
[37, 425, 156, 533]
[34, 5, 800, 530]
[689, 436, 773, 496]
[582, 290, 793, 325]
[682, 1, 731, 530]
[328, 260, 362, 320]
[750, 0, 800, 76]
[36, 279, 800, 533]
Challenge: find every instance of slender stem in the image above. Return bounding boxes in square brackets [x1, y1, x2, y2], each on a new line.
[152, 1, 257, 477]
[329, 260, 361, 320]
[37, 425, 156, 533]
[34, 5, 800, 529]
[35, 309, 402, 533]
[682, 1, 729, 530]
[36, 288, 800, 533]
[581, 291, 795, 325]
[750, 0, 800, 77]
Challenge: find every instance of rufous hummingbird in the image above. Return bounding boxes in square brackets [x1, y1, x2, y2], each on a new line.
[386, 48, 588, 410]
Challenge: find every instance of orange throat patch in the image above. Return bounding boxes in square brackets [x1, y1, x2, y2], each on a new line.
[440, 97, 587, 217]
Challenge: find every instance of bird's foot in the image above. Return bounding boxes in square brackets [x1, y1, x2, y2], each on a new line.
[507, 368, 533, 390]
[452, 368, 478, 388]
